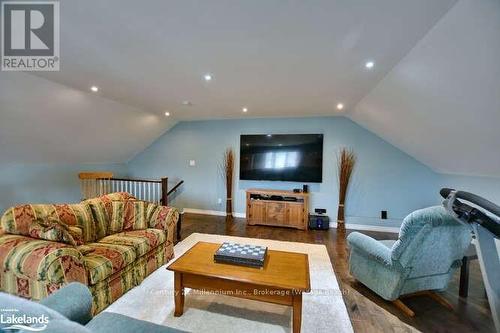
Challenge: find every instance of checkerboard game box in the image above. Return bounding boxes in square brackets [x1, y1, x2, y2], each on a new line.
[214, 242, 268, 268]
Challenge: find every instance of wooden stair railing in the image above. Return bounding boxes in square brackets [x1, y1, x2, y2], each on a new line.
[167, 180, 184, 197]
[78, 172, 113, 200]
[105, 177, 167, 205]
[78, 173, 184, 205]
[78, 172, 184, 241]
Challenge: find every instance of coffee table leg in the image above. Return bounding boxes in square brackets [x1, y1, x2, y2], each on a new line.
[292, 293, 302, 333]
[174, 272, 184, 316]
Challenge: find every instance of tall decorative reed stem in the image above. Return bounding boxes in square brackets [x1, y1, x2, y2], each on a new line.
[336, 148, 356, 230]
[221, 148, 235, 216]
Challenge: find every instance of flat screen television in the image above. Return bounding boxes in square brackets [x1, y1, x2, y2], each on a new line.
[240, 134, 323, 182]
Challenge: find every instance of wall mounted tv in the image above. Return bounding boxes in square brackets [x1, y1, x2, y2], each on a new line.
[240, 134, 323, 183]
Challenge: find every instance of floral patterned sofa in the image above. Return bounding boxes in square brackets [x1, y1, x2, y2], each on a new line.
[0, 192, 179, 314]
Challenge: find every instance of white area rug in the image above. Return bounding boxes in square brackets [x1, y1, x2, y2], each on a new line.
[105, 233, 354, 332]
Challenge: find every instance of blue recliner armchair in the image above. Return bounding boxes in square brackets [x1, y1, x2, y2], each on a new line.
[347, 206, 471, 316]
[0, 283, 185, 333]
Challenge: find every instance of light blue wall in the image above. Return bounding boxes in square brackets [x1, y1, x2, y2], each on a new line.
[2, 117, 498, 228]
[0, 163, 127, 213]
[438, 173, 500, 205]
[127, 117, 440, 227]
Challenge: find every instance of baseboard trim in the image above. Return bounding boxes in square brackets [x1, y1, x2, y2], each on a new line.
[330, 222, 400, 233]
[182, 208, 245, 218]
[181, 208, 400, 233]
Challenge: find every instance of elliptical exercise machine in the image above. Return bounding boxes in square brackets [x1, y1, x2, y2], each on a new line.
[441, 188, 500, 332]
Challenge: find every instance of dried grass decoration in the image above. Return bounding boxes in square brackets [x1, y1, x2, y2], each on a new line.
[221, 148, 235, 216]
[336, 148, 356, 229]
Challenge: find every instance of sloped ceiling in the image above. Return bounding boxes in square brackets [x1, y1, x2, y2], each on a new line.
[0, 73, 175, 164]
[350, 0, 500, 177]
[34, 0, 455, 120]
[5, 0, 498, 177]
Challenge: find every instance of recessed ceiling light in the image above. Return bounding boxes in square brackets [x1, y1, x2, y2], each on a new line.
[164, 112, 170, 117]
[242, 107, 248, 113]
[90, 86, 99, 92]
[203, 74, 213, 81]
[365, 61, 375, 69]
[336, 103, 344, 110]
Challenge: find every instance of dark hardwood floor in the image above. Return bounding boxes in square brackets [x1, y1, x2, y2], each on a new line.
[179, 213, 495, 333]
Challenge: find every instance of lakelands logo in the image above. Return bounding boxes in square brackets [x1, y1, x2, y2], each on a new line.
[1, 0, 60, 71]
[1, 308, 49, 331]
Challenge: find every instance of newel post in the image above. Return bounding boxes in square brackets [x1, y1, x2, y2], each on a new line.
[161, 177, 168, 205]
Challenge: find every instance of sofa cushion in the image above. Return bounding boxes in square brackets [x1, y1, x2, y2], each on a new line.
[98, 229, 167, 257]
[83, 243, 137, 284]
[0, 235, 86, 284]
[108, 201, 148, 234]
[1, 204, 94, 243]
[40, 282, 93, 325]
[77, 245, 95, 255]
[82, 192, 137, 240]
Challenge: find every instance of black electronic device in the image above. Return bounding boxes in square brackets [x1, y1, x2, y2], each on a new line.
[240, 134, 323, 182]
[309, 214, 330, 230]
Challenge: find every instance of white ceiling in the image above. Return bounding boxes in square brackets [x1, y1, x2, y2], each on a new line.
[351, 0, 500, 177]
[0, 73, 174, 164]
[35, 0, 456, 119]
[4, 0, 499, 177]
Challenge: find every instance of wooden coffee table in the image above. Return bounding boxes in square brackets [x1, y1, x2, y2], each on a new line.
[166, 241, 310, 333]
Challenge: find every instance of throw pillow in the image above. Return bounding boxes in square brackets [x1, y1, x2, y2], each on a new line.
[82, 192, 136, 240]
[28, 217, 79, 246]
[108, 200, 148, 234]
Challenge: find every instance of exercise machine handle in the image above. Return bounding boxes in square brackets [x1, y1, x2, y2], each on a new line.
[441, 188, 500, 238]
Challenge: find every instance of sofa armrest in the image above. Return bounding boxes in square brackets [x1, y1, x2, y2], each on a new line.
[40, 282, 93, 325]
[347, 232, 393, 267]
[0, 235, 87, 284]
[148, 206, 180, 243]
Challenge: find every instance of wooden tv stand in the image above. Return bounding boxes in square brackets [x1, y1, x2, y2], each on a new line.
[246, 189, 309, 230]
